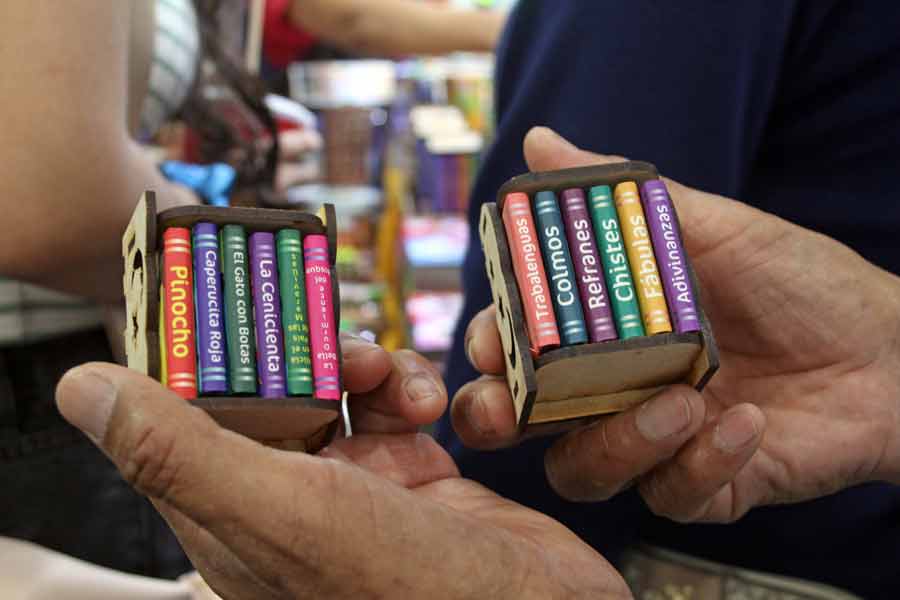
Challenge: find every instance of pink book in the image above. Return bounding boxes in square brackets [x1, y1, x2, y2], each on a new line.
[303, 234, 341, 400]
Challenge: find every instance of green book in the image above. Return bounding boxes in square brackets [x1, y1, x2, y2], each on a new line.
[219, 225, 258, 393]
[276, 229, 314, 395]
[589, 185, 646, 339]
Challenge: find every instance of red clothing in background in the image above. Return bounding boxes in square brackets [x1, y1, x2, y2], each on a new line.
[263, 0, 316, 68]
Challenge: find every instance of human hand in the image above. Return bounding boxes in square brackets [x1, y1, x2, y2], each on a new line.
[274, 128, 322, 192]
[55, 350, 630, 598]
[452, 126, 900, 522]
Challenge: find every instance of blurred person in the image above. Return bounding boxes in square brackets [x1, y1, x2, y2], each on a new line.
[279, 0, 505, 59]
[0, 0, 281, 577]
[438, 2, 900, 598]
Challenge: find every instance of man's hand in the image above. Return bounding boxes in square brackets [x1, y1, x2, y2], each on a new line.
[452, 126, 900, 523]
[55, 346, 631, 599]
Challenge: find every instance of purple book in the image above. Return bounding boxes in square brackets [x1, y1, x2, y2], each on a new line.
[641, 179, 700, 333]
[560, 188, 618, 342]
[192, 223, 227, 393]
[249, 231, 287, 397]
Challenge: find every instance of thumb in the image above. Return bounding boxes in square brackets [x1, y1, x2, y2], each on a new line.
[521, 126, 759, 263]
[55, 362, 331, 544]
[523, 126, 627, 172]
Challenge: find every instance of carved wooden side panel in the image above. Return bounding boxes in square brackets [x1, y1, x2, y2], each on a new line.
[122, 192, 158, 378]
[479, 203, 536, 426]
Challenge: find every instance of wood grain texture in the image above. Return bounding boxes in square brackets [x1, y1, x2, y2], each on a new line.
[480, 203, 536, 427]
[497, 161, 660, 211]
[158, 205, 325, 235]
[122, 196, 342, 452]
[122, 192, 158, 377]
[481, 162, 720, 428]
[534, 339, 700, 404]
[530, 387, 666, 424]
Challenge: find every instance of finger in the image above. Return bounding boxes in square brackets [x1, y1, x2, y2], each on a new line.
[544, 386, 706, 502]
[55, 362, 335, 549]
[523, 126, 628, 173]
[340, 332, 393, 394]
[319, 432, 459, 489]
[351, 350, 448, 434]
[464, 306, 505, 375]
[638, 403, 765, 523]
[521, 126, 745, 266]
[451, 376, 519, 449]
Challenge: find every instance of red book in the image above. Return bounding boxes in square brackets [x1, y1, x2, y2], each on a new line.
[502, 193, 560, 356]
[162, 227, 198, 399]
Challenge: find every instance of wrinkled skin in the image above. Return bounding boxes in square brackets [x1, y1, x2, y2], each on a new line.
[55, 333, 630, 599]
[454, 127, 900, 523]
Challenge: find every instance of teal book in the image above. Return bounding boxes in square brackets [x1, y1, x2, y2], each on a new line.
[533, 190, 588, 345]
[589, 185, 645, 339]
[276, 229, 314, 395]
[219, 225, 257, 394]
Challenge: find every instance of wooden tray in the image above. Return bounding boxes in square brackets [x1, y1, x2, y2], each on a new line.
[480, 162, 718, 433]
[122, 192, 342, 452]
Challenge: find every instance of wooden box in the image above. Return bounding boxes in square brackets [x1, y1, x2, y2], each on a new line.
[480, 162, 718, 434]
[122, 192, 342, 452]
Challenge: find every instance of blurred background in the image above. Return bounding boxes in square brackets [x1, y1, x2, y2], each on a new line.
[150, 0, 516, 372]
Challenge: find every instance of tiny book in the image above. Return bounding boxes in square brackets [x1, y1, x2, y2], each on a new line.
[192, 223, 227, 393]
[249, 231, 287, 398]
[276, 229, 314, 395]
[304, 234, 341, 400]
[161, 227, 198, 399]
[533, 190, 588, 345]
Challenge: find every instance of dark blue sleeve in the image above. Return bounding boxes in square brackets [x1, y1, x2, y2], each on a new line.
[437, 1, 900, 597]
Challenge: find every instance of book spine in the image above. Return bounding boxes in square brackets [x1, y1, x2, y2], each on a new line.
[501, 192, 560, 355]
[614, 182, 672, 335]
[220, 225, 257, 394]
[159, 283, 168, 385]
[192, 223, 227, 393]
[589, 185, 645, 339]
[533, 191, 588, 346]
[304, 234, 341, 400]
[560, 188, 618, 342]
[276, 229, 314, 395]
[161, 227, 197, 399]
[249, 232, 287, 398]
[641, 179, 700, 333]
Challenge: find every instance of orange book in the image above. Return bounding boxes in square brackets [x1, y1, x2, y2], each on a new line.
[502, 192, 560, 355]
[614, 182, 672, 335]
[162, 227, 198, 399]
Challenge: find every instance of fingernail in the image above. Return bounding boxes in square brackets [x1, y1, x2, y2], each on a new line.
[340, 332, 380, 355]
[57, 368, 117, 443]
[465, 335, 478, 368]
[404, 374, 439, 405]
[714, 408, 760, 453]
[465, 391, 494, 436]
[635, 392, 692, 441]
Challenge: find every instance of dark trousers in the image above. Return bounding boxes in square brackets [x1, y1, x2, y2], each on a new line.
[0, 329, 191, 579]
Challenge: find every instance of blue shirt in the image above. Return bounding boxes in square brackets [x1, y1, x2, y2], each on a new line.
[437, 2, 900, 598]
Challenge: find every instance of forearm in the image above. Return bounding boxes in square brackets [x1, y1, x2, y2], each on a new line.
[289, 0, 504, 56]
[0, 138, 194, 302]
[0, 1, 195, 302]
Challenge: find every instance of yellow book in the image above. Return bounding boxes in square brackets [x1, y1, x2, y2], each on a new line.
[614, 182, 672, 334]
